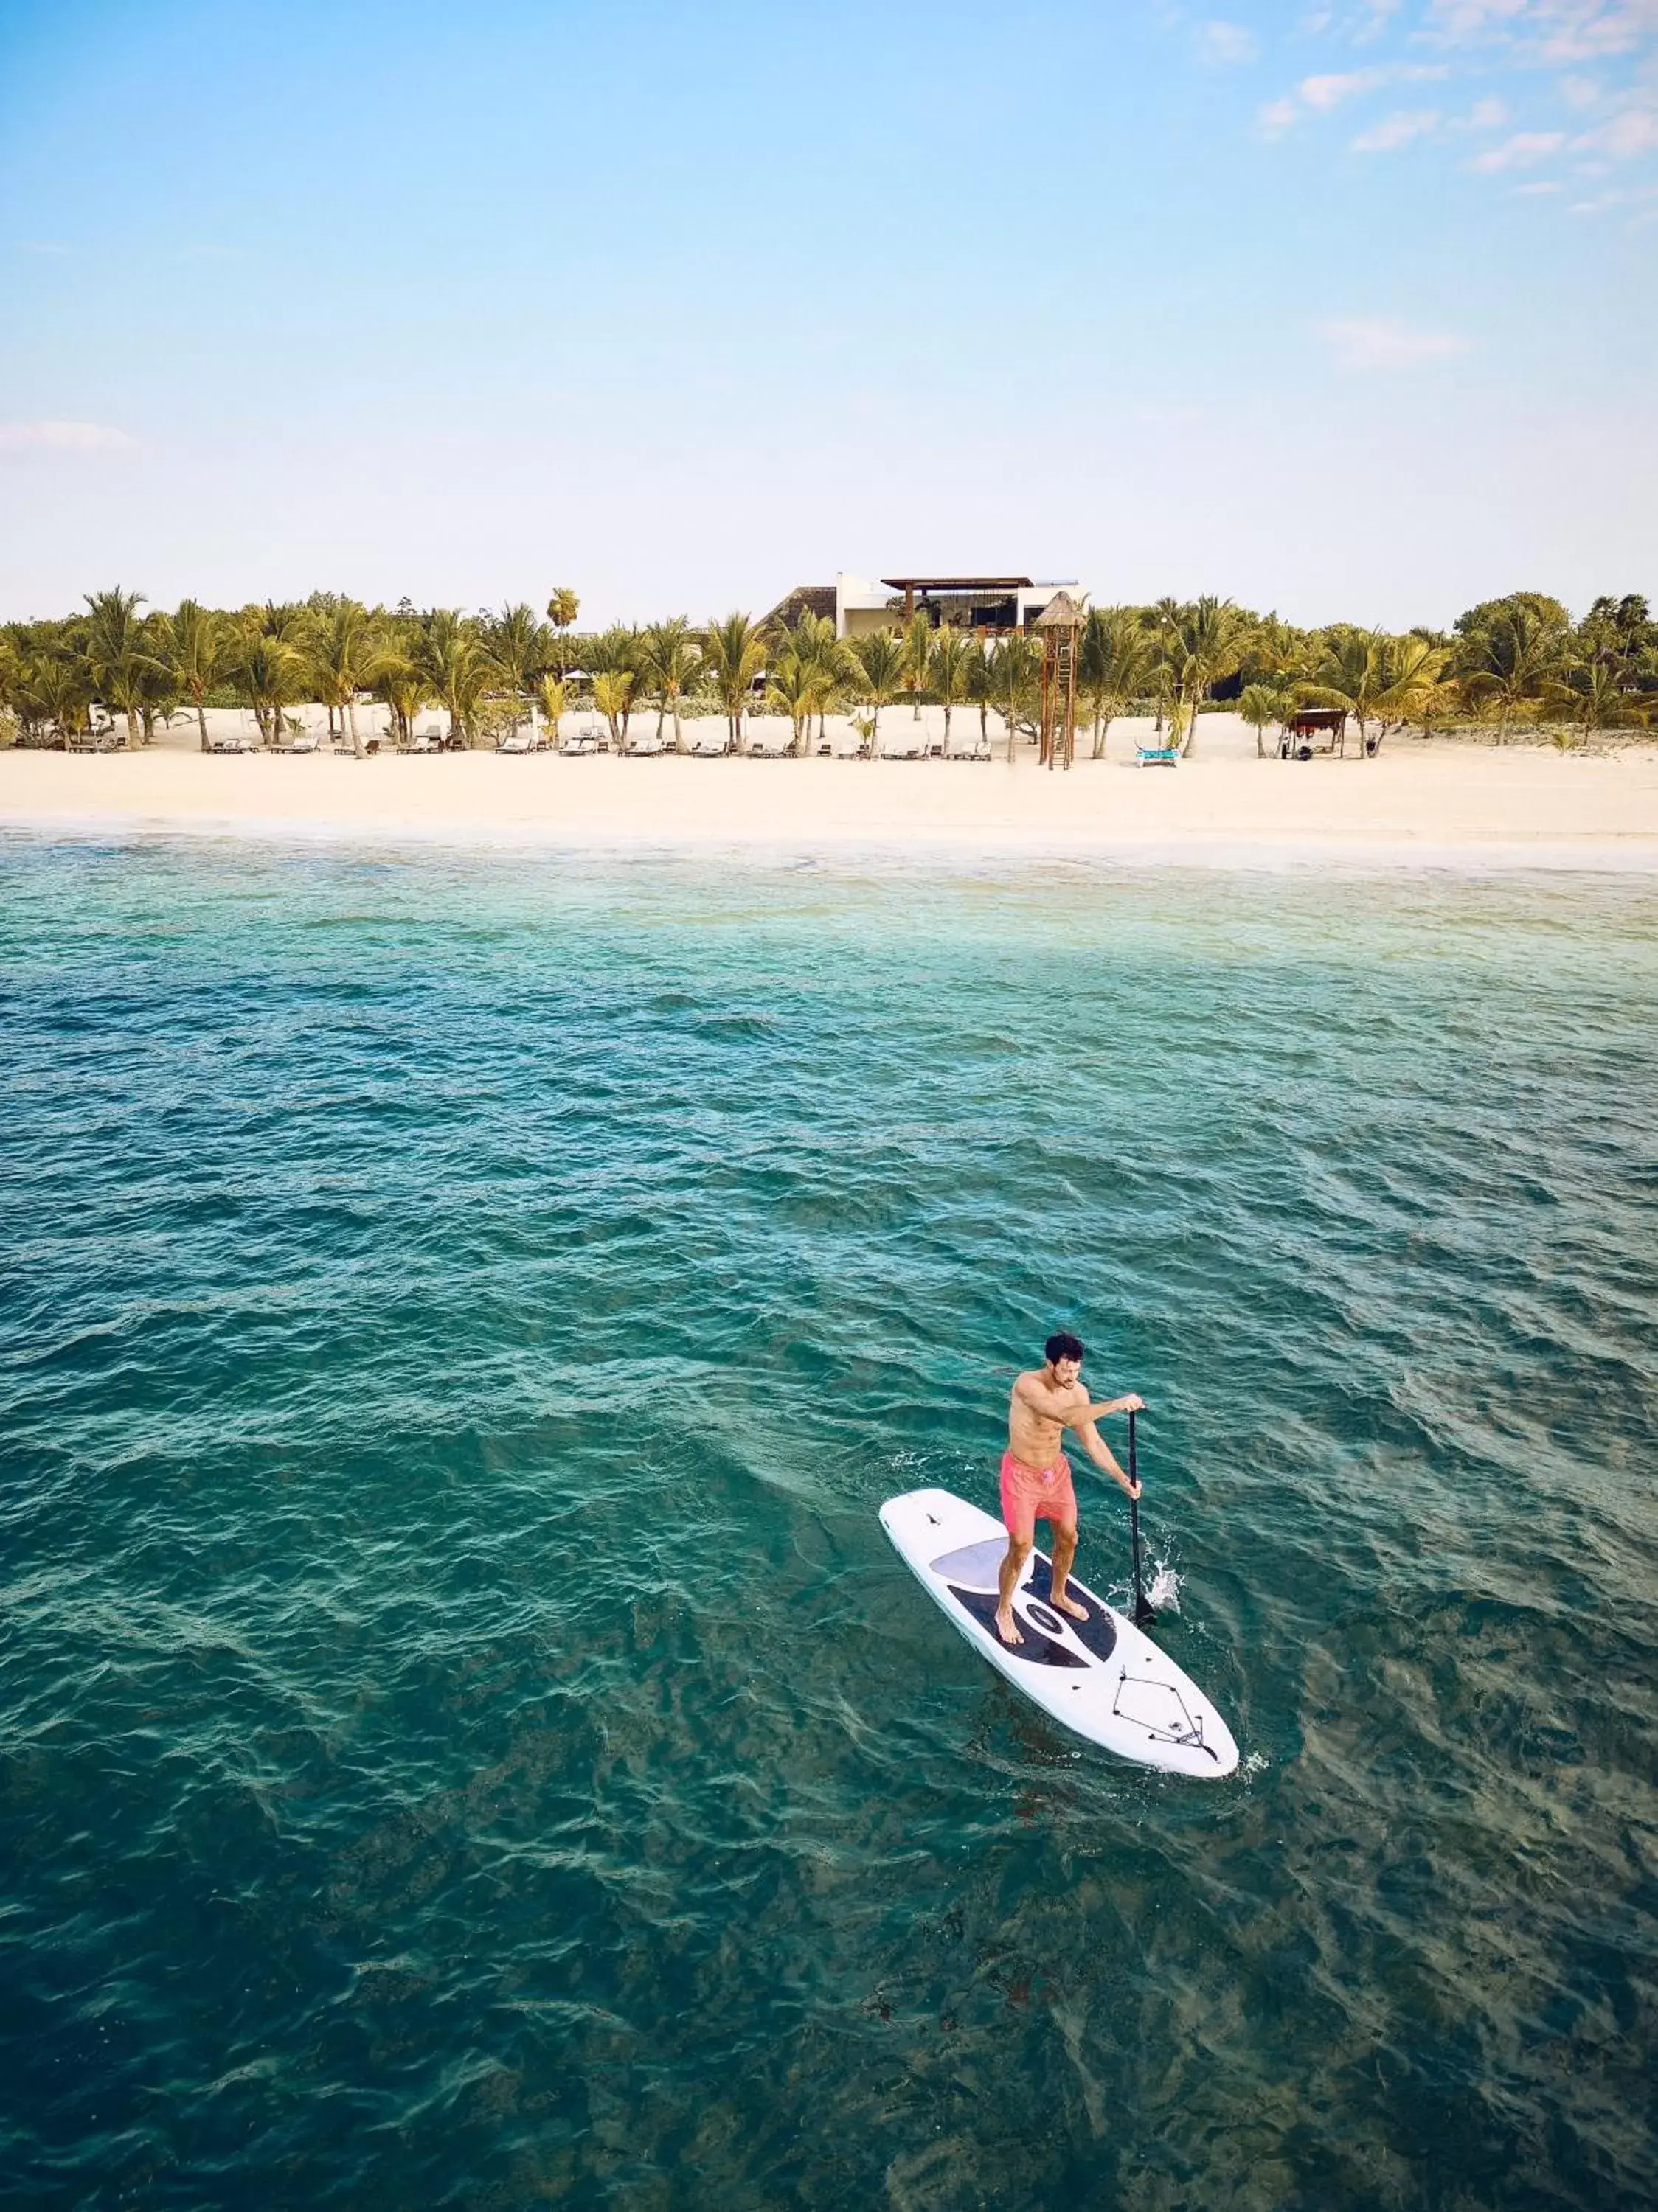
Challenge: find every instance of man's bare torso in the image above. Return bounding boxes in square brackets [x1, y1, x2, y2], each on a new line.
[1007, 1371, 1089, 1469]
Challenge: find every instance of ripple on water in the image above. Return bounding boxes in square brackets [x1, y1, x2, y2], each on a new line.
[1, 839, 1656, 2210]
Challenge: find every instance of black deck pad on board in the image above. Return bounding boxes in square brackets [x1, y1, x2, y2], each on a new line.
[1026, 1552, 1118, 1664]
[947, 1584, 1087, 1667]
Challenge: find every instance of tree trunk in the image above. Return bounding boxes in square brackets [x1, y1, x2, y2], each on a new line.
[347, 695, 364, 759]
[197, 701, 209, 753]
[125, 707, 139, 747]
[673, 704, 684, 753]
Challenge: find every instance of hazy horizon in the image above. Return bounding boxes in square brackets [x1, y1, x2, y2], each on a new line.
[2, 0, 1654, 632]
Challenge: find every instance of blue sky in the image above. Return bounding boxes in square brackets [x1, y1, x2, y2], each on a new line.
[1, 0, 1654, 628]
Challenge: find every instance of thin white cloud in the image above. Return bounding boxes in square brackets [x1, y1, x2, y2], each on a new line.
[1471, 127, 1567, 164]
[1258, 68, 1379, 133]
[1303, 68, 1383, 105]
[1577, 97, 1658, 153]
[1514, 175, 1566, 186]
[1425, 0, 1658, 60]
[1467, 94, 1510, 125]
[0, 420, 135, 453]
[1258, 95, 1303, 133]
[1353, 106, 1444, 146]
[1196, 18, 1259, 64]
[1356, 0, 1406, 41]
[1258, 60, 1451, 136]
[1317, 316, 1473, 366]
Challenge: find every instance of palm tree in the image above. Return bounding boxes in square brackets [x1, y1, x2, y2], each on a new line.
[1297, 629, 1381, 758]
[1148, 597, 1183, 734]
[1563, 659, 1644, 738]
[850, 629, 905, 753]
[1079, 606, 1160, 759]
[488, 603, 551, 737]
[901, 611, 932, 722]
[1238, 682, 1292, 759]
[546, 587, 580, 675]
[32, 649, 95, 742]
[1243, 613, 1308, 689]
[308, 599, 382, 757]
[930, 624, 975, 748]
[1300, 630, 1446, 757]
[156, 599, 223, 752]
[638, 616, 699, 748]
[592, 670, 633, 751]
[988, 631, 1038, 762]
[420, 609, 496, 748]
[1165, 597, 1252, 755]
[259, 599, 310, 643]
[764, 647, 832, 756]
[133, 619, 181, 743]
[82, 586, 152, 745]
[702, 613, 768, 751]
[785, 609, 850, 748]
[537, 675, 568, 748]
[1372, 635, 1449, 751]
[1454, 605, 1570, 741]
[377, 651, 433, 748]
[230, 632, 306, 745]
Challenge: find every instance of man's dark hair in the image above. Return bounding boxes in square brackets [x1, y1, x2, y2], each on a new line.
[1045, 1331, 1085, 1365]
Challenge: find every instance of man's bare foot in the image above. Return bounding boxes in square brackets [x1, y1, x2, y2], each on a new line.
[994, 1607, 1023, 1646]
[1052, 1592, 1089, 1621]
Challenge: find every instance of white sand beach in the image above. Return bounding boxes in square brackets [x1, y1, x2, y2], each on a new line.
[4, 715, 1657, 868]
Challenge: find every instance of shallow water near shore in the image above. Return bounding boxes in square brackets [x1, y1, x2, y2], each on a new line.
[2, 835, 1656, 2211]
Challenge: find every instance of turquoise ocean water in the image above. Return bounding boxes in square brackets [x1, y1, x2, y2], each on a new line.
[2, 834, 1656, 2211]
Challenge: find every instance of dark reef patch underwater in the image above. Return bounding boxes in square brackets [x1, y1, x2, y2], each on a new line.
[2, 835, 1656, 2211]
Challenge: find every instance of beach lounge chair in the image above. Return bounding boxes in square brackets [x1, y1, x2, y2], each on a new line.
[687, 728, 729, 757]
[1136, 742, 1179, 768]
[745, 722, 793, 758]
[944, 730, 991, 762]
[626, 729, 669, 756]
[497, 729, 535, 754]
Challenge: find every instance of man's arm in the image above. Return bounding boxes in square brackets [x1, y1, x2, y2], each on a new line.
[1074, 1420, 1141, 1498]
[1015, 1376, 1145, 1429]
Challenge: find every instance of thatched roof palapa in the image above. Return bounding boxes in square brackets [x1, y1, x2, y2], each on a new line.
[1033, 589, 1086, 630]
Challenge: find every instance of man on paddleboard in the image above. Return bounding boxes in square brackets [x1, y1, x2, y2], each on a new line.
[996, 1332, 1142, 1646]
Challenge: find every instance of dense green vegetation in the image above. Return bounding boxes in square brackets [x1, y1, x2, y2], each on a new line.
[1, 586, 1652, 756]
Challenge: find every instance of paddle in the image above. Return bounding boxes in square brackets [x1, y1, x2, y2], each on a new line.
[1127, 1408, 1157, 1629]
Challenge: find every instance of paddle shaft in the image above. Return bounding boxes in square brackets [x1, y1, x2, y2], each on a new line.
[1127, 1408, 1156, 1627]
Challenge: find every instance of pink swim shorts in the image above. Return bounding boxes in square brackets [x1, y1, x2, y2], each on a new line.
[999, 1449, 1078, 1543]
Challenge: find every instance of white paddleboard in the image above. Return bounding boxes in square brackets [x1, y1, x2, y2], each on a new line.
[881, 1486, 1238, 1778]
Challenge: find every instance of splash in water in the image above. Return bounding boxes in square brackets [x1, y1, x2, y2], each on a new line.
[1147, 1561, 1182, 1613]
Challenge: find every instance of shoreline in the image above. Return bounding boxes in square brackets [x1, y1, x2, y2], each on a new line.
[4, 738, 1658, 874]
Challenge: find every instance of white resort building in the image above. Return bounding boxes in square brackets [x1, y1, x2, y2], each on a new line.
[765, 575, 1091, 639]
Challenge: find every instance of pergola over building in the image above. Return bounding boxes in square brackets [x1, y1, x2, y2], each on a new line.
[834, 572, 1086, 640]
